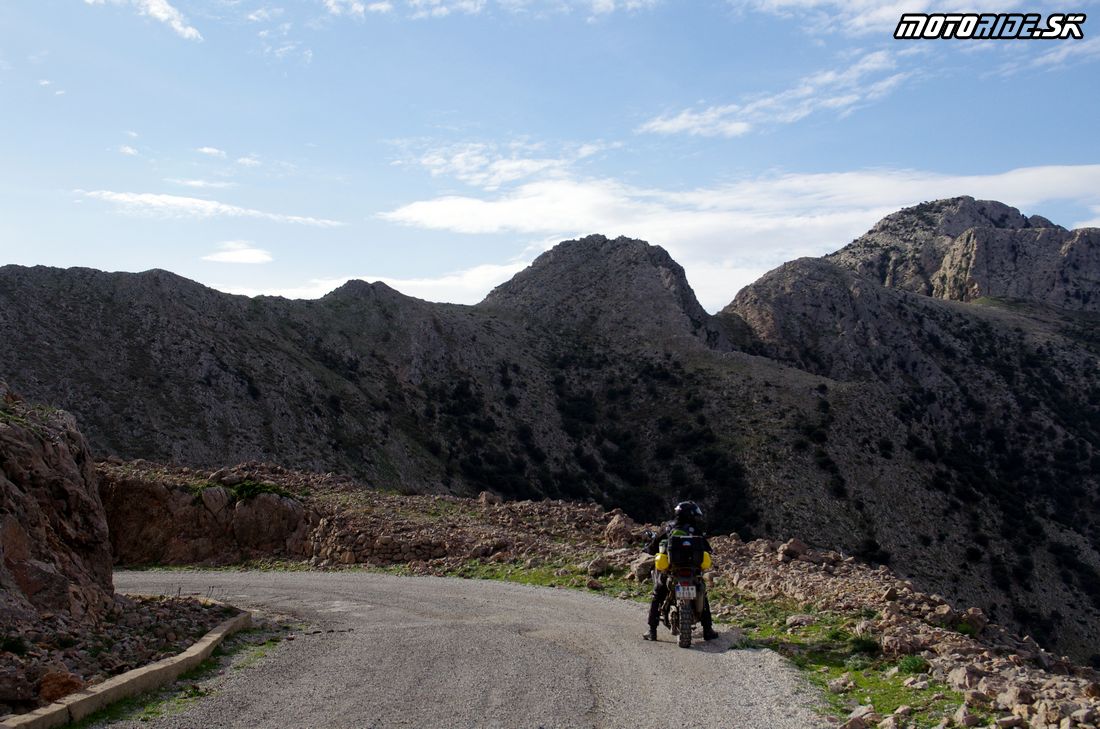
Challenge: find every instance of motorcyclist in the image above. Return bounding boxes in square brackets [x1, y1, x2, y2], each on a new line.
[643, 500, 718, 642]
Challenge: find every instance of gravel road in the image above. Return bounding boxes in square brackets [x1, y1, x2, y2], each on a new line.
[110, 571, 824, 729]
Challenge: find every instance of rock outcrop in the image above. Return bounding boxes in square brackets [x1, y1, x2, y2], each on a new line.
[0, 382, 113, 624]
[99, 463, 312, 565]
[0, 388, 231, 715]
[827, 196, 1100, 311]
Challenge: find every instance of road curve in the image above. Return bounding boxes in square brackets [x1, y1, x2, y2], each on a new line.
[111, 571, 824, 729]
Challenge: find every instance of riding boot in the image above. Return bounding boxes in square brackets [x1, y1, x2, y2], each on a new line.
[701, 598, 718, 640]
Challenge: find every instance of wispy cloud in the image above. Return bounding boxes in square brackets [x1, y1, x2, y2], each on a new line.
[126, 130, 139, 138]
[165, 178, 237, 189]
[236, 155, 262, 167]
[321, 0, 655, 20]
[216, 260, 527, 302]
[323, 0, 396, 16]
[84, 0, 203, 41]
[79, 190, 344, 227]
[407, 0, 487, 18]
[639, 50, 909, 137]
[1033, 36, 1100, 68]
[247, 7, 285, 22]
[407, 139, 611, 190]
[381, 163, 1100, 310]
[197, 146, 227, 158]
[119, 144, 139, 156]
[202, 241, 274, 264]
[725, 0, 1030, 35]
[256, 21, 313, 63]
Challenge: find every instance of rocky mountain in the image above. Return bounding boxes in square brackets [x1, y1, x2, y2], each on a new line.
[2, 205, 1099, 661]
[826, 196, 1098, 311]
[726, 197, 1100, 661]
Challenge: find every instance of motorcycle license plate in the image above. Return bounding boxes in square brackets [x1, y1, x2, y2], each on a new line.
[676, 584, 696, 599]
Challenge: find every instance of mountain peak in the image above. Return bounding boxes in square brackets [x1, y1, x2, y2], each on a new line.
[481, 234, 724, 349]
[823, 197, 1099, 309]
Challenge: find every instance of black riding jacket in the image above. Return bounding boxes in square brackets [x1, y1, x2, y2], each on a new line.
[644, 521, 712, 556]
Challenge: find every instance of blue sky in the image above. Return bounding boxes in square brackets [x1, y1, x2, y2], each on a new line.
[2, 0, 1099, 311]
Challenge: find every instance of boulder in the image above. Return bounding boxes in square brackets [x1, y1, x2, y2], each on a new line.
[778, 538, 808, 562]
[38, 671, 84, 703]
[630, 555, 656, 581]
[586, 557, 612, 577]
[603, 513, 638, 547]
[478, 491, 502, 506]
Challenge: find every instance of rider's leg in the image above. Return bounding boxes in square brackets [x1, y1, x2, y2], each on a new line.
[645, 572, 667, 640]
[699, 580, 718, 640]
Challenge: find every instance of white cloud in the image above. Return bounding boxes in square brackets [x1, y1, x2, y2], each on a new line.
[408, 0, 486, 18]
[381, 164, 1100, 310]
[202, 241, 274, 264]
[639, 50, 909, 136]
[323, 0, 395, 15]
[247, 7, 285, 22]
[409, 140, 611, 191]
[84, 0, 203, 41]
[197, 146, 227, 158]
[38, 79, 51, 86]
[165, 178, 237, 189]
[1031, 36, 1100, 69]
[236, 155, 262, 167]
[216, 260, 527, 302]
[119, 144, 139, 156]
[126, 130, 139, 138]
[79, 190, 344, 227]
[1074, 206, 1100, 229]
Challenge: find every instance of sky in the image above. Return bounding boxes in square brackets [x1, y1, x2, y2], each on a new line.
[1, 0, 1099, 312]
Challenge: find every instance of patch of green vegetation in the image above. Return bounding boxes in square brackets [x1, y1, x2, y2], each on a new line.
[701, 588, 972, 727]
[70, 628, 284, 728]
[185, 479, 293, 504]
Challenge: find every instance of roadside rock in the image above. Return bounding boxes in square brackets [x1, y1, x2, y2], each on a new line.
[100, 469, 309, 565]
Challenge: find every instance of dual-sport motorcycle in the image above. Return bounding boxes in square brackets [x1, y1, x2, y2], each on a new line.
[650, 532, 711, 648]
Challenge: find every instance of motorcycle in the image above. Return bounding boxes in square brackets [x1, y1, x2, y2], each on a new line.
[661, 565, 706, 648]
[651, 532, 709, 648]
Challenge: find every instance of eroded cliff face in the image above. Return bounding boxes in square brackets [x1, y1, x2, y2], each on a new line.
[0, 383, 113, 624]
[826, 196, 1099, 312]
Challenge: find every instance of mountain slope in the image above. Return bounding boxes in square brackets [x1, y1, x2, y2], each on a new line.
[726, 200, 1100, 660]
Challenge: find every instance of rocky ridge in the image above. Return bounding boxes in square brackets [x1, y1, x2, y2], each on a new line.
[3, 201, 1100, 661]
[826, 196, 1098, 311]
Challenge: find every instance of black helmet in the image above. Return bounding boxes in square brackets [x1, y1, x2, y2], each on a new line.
[673, 500, 703, 527]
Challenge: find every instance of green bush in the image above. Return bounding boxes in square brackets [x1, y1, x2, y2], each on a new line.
[848, 636, 880, 655]
[898, 655, 928, 674]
